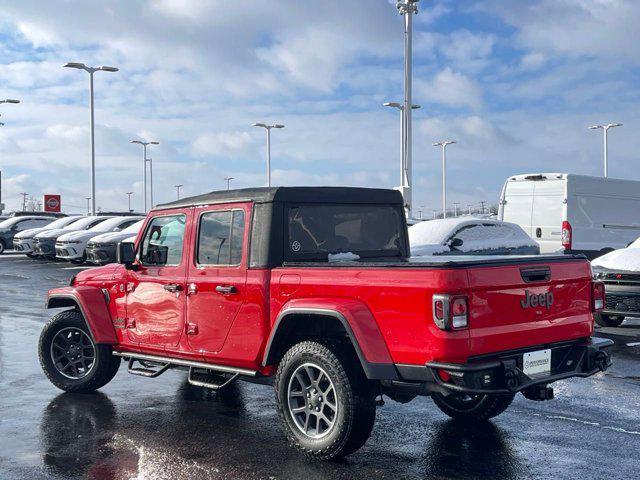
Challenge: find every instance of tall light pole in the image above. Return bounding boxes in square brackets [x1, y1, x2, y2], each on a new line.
[252, 123, 284, 187]
[453, 202, 459, 217]
[395, 0, 419, 216]
[85, 197, 91, 215]
[146, 157, 154, 208]
[174, 184, 183, 200]
[129, 139, 159, 212]
[224, 177, 234, 190]
[589, 123, 622, 178]
[126, 192, 134, 213]
[383, 102, 421, 192]
[64, 63, 118, 215]
[433, 140, 456, 219]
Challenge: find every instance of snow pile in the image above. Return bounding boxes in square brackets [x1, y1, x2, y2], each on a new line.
[409, 218, 537, 257]
[328, 252, 361, 262]
[591, 247, 640, 272]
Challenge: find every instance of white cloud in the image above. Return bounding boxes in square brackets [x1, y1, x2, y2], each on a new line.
[520, 52, 547, 71]
[416, 68, 484, 110]
[487, 0, 640, 63]
[191, 132, 253, 157]
[439, 30, 495, 70]
[45, 124, 87, 143]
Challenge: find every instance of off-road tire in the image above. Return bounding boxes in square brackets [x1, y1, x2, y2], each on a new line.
[595, 313, 625, 327]
[431, 392, 515, 421]
[39, 309, 120, 392]
[0, 239, 5, 254]
[275, 340, 376, 460]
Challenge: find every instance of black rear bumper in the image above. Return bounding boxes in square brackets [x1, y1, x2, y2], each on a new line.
[396, 337, 613, 395]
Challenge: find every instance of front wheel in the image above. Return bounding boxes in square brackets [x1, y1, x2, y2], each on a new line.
[38, 309, 121, 392]
[595, 313, 625, 327]
[275, 341, 376, 460]
[431, 392, 515, 421]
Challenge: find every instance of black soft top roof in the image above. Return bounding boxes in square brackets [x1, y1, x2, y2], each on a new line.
[155, 186, 404, 211]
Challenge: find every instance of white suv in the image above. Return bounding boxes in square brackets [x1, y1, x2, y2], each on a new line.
[56, 216, 142, 263]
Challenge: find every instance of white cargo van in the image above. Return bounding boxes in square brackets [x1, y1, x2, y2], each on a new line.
[498, 173, 640, 258]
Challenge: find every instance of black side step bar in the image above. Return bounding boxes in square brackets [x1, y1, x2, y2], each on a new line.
[127, 358, 171, 378]
[188, 368, 240, 390]
[114, 351, 258, 388]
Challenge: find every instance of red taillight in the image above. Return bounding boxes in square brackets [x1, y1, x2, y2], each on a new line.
[432, 294, 468, 330]
[561, 220, 572, 251]
[592, 282, 605, 312]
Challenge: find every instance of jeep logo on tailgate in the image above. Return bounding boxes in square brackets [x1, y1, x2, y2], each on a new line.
[520, 290, 554, 309]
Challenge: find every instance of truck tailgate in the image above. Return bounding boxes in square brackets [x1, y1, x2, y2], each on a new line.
[466, 258, 593, 357]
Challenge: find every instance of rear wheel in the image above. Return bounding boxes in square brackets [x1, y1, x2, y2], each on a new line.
[431, 392, 515, 421]
[0, 239, 5, 254]
[275, 340, 376, 460]
[595, 313, 625, 327]
[39, 310, 120, 392]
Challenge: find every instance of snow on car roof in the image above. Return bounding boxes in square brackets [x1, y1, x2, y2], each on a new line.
[409, 217, 537, 257]
[591, 245, 640, 272]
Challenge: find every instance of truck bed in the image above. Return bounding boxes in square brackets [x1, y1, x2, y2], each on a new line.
[273, 254, 594, 365]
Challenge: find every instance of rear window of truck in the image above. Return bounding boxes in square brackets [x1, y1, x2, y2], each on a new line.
[285, 204, 405, 261]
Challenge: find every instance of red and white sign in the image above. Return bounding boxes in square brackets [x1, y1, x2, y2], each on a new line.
[43, 194, 61, 213]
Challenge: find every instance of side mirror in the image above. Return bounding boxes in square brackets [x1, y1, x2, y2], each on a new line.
[449, 238, 464, 249]
[117, 242, 136, 269]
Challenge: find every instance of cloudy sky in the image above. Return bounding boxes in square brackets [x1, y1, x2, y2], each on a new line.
[0, 0, 638, 214]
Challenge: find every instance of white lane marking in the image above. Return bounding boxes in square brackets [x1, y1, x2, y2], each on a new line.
[61, 266, 92, 270]
[626, 342, 640, 347]
[520, 411, 640, 436]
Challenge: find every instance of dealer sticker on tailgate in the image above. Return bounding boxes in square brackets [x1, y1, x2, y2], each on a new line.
[523, 349, 551, 377]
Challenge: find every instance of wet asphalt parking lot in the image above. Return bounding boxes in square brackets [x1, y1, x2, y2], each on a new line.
[1, 252, 639, 480]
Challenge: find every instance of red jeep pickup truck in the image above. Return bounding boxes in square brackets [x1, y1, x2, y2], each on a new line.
[39, 187, 612, 459]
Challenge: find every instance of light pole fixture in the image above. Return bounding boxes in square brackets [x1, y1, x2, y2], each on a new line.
[129, 139, 159, 212]
[224, 177, 234, 190]
[174, 184, 183, 200]
[126, 192, 134, 212]
[0, 99, 20, 104]
[589, 123, 622, 178]
[252, 123, 284, 187]
[64, 63, 118, 215]
[394, 0, 419, 216]
[383, 102, 421, 193]
[433, 140, 456, 219]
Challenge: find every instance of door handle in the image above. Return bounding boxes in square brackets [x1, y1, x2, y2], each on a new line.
[215, 285, 237, 295]
[163, 283, 183, 293]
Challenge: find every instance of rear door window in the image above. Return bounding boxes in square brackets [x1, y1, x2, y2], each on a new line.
[197, 210, 245, 266]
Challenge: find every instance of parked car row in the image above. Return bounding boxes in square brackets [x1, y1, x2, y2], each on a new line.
[9, 214, 144, 264]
